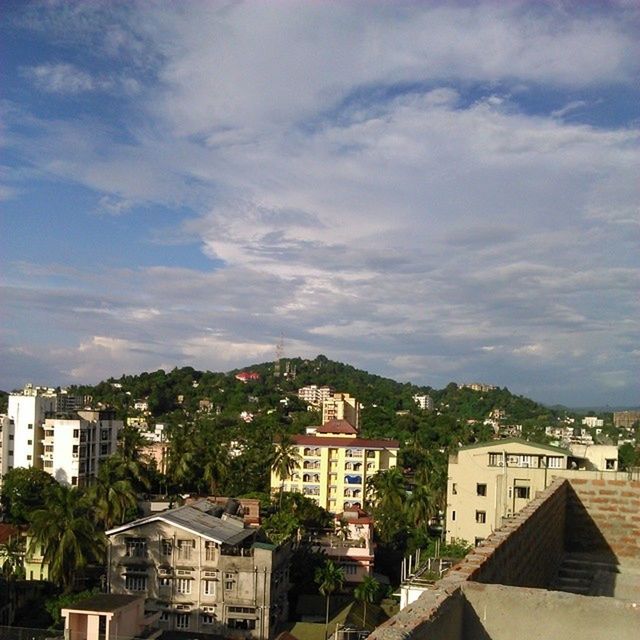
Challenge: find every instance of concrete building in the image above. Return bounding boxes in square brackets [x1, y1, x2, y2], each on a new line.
[106, 500, 290, 638]
[3, 387, 121, 487]
[297, 385, 334, 407]
[270, 420, 398, 513]
[446, 439, 619, 546]
[321, 393, 360, 429]
[413, 394, 434, 411]
[369, 476, 640, 640]
[614, 410, 640, 429]
[582, 416, 604, 428]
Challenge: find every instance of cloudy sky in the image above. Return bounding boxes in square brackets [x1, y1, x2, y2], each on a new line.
[1, 1, 639, 407]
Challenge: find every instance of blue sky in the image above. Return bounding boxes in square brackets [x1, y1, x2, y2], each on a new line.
[1, 0, 639, 407]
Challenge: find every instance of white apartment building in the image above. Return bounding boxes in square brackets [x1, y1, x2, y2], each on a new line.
[413, 394, 434, 411]
[3, 386, 122, 487]
[581, 416, 604, 428]
[42, 410, 121, 486]
[297, 385, 334, 407]
[445, 438, 619, 546]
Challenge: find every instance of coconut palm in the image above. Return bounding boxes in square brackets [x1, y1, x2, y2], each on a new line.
[88, 460, 138, 529]
[354, 575, 380, 629]
[271, 436, 301, 507]
[28, 484, 104, 592]
[202, 444, 230, 496]
[366, 467, 408, 543]
[0, 533, 26, 580]
[315, 559, 345, 640]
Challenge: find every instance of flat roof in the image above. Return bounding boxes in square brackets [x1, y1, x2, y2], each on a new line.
[457, 437, 570, 455]
[62, 594, 141, 613]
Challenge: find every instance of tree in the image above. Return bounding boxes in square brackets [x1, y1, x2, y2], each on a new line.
[314, 560, 345, 640]
[366, 467, 408, 543]
[354, 575, 380, 629]
[0, 533, 25, 580]
[271, 436, 302, 507]
[1, 467, 57, 524]
[28, 484, 104, 592]
[88, 458, 138, 529]
[201, 444, 230, 496]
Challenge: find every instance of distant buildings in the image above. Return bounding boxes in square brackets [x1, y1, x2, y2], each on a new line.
[106, 500, 290, 638]
[321, 392, 361, 430]
[460, 383, 497, 392]
[2, 385, 122, 487]
[446, 438, 619, 546]
[235, 371, 261, 383]
[582, 416, 604, 428]
[412, 394, 433, 411]
[297, 385, 334, 407]
[613, 410, 640, 429]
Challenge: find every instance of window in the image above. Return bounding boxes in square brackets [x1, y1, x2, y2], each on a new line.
[27, 455, 32, 461]
[205, 541, 216, 561]
[452, 510, 456, 521]
[28, 423, 33, 429]
[228, 618, 256, 631]
[515, 486, 530, 499]
[71, 476, 77, 486]
[159, 611, 170, 622]
[228, 606, 255, 614]
[452, 483, 457, 495]
[8, 435, 14, 441]
[73, 445, 79, 455]
[606, 459, 616, 470]
[475, 537, 485, 547]
[44, 460, 53, 468]
[176, 578, 192, 595]
[476, 484, 487, 496]
[125, 537, 147, 558]
[159, 577, 171, 588]
[161, 539, 172, 557]
[547, 456, 563, 469]
[27, 439, 32, 445]
[202, 614, 216, 625]
[224, 572, 236, 591]
[175, 613, 190, 629]
[101, 443, 110, 455]
[202, 579, 216, 596]
[475, 511, 486, 524]
[125, 575, 147, 591]
[101, 429, 110, 441]
[73, 429, 79, 438]
[344, 565, 357, 575]
[177, 539, 194, 560]
[488, 453, 502, 466]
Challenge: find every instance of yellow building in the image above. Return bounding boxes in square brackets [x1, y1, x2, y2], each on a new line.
[321, 393, 360, 429]
[271, 420, 399, 513]
[446, 438, 620, 546]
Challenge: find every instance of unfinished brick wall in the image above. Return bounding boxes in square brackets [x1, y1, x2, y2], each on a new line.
[566, 478, 640, 560]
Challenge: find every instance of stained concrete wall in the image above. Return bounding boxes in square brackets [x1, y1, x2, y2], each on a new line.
[461, 582, 640, 640]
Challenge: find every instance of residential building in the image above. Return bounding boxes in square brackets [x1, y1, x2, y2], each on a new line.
[312, 508, 375, 583]
[445, 438, 619, 546]
[297, 385, 334, 407]
[321, 393, 360, 429]
[460, 383, 497, 392]
[61, 594, 160, 640]
[41, 410, 122, 486]
[106, 500, 290, 638]
[270, 419, 399, 513]
[581, 416, 604, 428]
[613, 410, 640, 429]
[235, 372, 260, 383]
[412, 394, 433, 411]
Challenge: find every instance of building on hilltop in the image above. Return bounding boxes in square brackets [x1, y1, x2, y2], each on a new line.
[106, 500, 290, 638]
[446, 438, 619, 546]
[613, 410, 640, 429]
[297, 385, 334, 407]
[321, 392, 360, 429]
[270, 416, 398, 513]
[412, 394, 434, 411]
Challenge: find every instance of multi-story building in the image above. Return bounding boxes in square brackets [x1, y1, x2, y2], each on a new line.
[3, 386, 122, 487]
[445, 438, 619, 546]
[41, 410, 121, 486]
[321, 393, 360, 429]
[271, 419, 399, 513]
[297, 385, 334, 407]
[581, 416, 604, 428]
[613, 410, 640, 429]
[412, 394, 433, 411]
[106, 500, 290, 639]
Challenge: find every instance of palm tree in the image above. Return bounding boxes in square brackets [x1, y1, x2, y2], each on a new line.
[354, 575, 380, 629]
[271, 436, 301, 507]
[0, 533, 26, 580]
[28, 484, 104, 592]
[202, 444, 230, 496]
[315, 560, 345, 640]
[89, 460, 138, 529]
[366, 467, 407, 543]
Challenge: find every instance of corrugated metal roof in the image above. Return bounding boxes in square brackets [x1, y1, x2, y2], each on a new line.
[106, 505, 254, 546]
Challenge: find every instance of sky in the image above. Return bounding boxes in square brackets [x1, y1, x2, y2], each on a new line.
[1, 0, 639, 407]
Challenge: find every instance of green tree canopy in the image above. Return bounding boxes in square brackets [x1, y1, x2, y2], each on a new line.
[1, 467, 57, 524]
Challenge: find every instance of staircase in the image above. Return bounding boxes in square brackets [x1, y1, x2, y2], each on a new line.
[553, 553, 619, 596]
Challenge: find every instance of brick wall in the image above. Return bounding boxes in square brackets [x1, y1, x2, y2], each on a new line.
[566, 478, 640, 560]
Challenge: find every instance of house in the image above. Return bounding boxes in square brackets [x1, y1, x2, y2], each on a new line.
[106, 500, 290, 638]
[61, 594, 160, 640]
[321, 393, 360, 429]
[235, 372, 261, 383]
[446, 438, 620, 546]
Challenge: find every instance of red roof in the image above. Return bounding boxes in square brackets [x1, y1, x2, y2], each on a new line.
[235, 371, 260, 381]
[0, 523, 22, 545]
[291, 434, 399, 449]
[316, 419, 358, 435]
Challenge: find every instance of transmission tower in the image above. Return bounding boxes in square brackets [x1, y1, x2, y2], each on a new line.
[274, 335, 284, 377]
